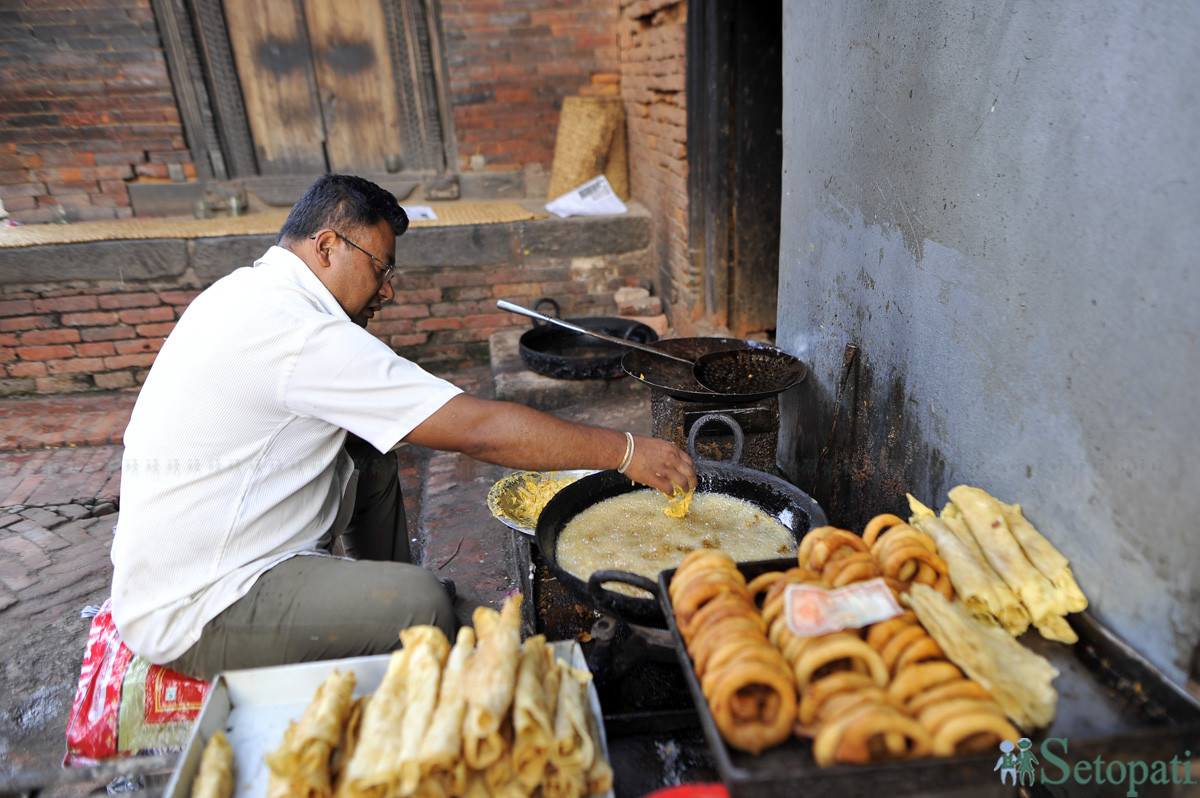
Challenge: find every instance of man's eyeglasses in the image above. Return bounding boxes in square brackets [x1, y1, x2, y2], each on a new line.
[312, 231, 396, 281]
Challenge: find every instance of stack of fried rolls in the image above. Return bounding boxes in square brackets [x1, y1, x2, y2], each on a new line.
[261, 593, 613, 798]
[908, 486, 1086, 644]
[669, 550, 797, 754]
[742, 522, 1019, 766]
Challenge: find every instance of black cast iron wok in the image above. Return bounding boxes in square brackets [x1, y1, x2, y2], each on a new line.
[622, 337, 809, 403]
[534, 414, 828, 628]
[517, 297, 658, 380]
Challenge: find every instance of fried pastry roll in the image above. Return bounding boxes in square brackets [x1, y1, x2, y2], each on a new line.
[192, 730, 234, 798]
[396, 626, 451, 797]
[418, 625, 476, 795]
[1000, 501, 1088, 613]
[463, 596, 524, 769]
[339, 652, 411, 797]
[267, 668, 357, 798]
[549, 662, 595, 773]
[906, 582, 1059, 730]
[511, 635, 554, 791]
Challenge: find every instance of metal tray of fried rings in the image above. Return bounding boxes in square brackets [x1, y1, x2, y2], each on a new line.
[658, 558, 1200, 798]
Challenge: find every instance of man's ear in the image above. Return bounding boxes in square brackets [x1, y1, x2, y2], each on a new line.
[309, 230, 338, 266]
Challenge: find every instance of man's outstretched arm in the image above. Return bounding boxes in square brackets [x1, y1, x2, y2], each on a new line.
[403, 394, 695, 496]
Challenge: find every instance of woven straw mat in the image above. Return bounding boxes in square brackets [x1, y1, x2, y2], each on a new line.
[0, 202, 544, 249]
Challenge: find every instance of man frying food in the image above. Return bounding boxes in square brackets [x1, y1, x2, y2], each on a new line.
[110, 174, 695, 680]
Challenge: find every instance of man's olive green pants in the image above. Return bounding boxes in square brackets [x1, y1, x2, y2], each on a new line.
[162, 435, 456, 680]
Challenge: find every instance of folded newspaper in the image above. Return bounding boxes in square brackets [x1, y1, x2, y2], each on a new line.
[401, 205, 438, 221]
[546, 175, 627, 218]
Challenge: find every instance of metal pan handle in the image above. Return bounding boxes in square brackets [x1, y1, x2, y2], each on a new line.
[530, 297, 560, 327]
[588, 569, 660, 601]
[686, 412, 745, 466]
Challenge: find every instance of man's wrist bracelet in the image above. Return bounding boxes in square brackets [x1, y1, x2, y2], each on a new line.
[617, 431, 635, 474]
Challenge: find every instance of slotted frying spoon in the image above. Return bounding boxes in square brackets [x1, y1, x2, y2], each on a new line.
[497, 300, 804, 396]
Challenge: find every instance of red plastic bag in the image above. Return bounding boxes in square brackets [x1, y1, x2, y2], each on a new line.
[64, 599, 211, 766]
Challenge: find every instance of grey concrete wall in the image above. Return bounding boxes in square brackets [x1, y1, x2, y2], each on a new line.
[777, 1, 1200, 682]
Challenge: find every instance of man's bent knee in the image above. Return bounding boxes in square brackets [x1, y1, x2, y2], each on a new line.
[387, 564, 456, 640]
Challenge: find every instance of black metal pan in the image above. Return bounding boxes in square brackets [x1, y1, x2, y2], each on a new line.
[517, 297, 658, 380]
[533, 414, 828, 628]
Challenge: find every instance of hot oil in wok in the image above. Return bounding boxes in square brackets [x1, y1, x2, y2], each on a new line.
[556, 490, 796, 596]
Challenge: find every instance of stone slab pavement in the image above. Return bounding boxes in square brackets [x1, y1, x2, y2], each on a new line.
[0, 363, 656, 796]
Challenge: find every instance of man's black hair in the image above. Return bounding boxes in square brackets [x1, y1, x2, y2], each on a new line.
[277, 174, 409, 245]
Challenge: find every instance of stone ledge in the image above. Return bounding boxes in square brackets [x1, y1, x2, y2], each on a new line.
[0, 203, 651, 288]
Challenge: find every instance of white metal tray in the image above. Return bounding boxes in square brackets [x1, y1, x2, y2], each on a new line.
[162, 641, 610, 797]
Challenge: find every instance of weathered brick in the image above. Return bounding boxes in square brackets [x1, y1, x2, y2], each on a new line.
[97, 292, 161, 310]
[388, 304, 433, 320]
[17, 328, 80, 346]
[31, 295, 98, 313]
[462, 312, 514, 328]
[117, 305, 173, 324]
[112, 337, 162, 355]
[93, 370, 134, 390]
[79, 325, 136, 342]
[59, 310, 120, 326]
[0, 299, 35, 317]
[158, 290, 201, 305]
[74, 341, 116, 357]
[416, 317, 465, 332]
[103, 353, 156, 369]
[45, 356, 105, 375]
[363, 319, 414, 337]
[0, 557, 36, 592]
[20, 528, 71, 553]
[493, 283, 544, 299]
[0, 535, 52, 570]
[15, 344, 76, 361]
[0, 316, 53, 333]
[134, 321, 174, 337]
[52, 519, 96, 546]
[6, 361, 47, 377]
[388, 333, 429, 348]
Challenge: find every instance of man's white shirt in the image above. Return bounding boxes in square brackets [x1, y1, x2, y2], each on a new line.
[110, 246, 461, 662]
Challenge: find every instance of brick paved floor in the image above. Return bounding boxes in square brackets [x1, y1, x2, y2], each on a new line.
[0, 392, 131, 790]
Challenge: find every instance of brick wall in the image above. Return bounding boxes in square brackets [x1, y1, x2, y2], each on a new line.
[618, 0, 694, 330]
[0, 289, 198, 394]
[0, 0, 193, 225]
[0, 210, 652, 396]
[1, 0, 626, 220]
[441, 0, 621, 174]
